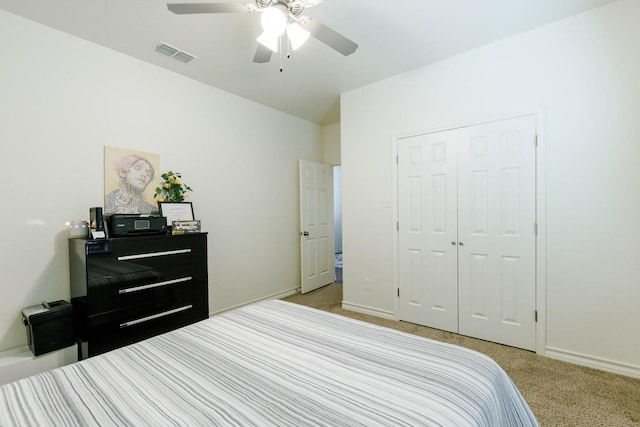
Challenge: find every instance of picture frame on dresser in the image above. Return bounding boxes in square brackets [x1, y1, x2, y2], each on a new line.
[158, 202, 194, 228]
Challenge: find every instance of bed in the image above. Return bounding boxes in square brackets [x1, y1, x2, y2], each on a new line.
[1, 300, 538, 426]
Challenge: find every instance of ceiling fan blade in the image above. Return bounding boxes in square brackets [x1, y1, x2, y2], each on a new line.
[301, 19, 358, 56]
[253, 44, 273, 63]
[167, 3, 253, 14]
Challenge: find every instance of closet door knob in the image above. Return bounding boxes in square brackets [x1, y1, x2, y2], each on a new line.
[458, 241, 464, 246]
[451, 241, 457, 245]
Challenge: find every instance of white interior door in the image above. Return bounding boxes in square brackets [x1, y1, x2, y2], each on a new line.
[299, 159, 334, 294]
[397, 115, 537, 351]
[457, 116, 537, 351]
[397, 130, 459, 333]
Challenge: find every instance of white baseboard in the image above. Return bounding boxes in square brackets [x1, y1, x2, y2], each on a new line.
[341, 301, 395, 320]
[545, 346, 640, 379]
[210, 287, 300, 317]
[0, 345, 77, 386]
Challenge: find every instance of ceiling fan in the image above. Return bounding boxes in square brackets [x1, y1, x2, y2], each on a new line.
[166, 0, 358, 64]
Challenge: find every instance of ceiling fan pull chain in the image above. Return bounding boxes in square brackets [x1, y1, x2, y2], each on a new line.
[279, 36, 284, 72]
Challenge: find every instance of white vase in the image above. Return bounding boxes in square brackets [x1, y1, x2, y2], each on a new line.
[69, 221, 89, 238]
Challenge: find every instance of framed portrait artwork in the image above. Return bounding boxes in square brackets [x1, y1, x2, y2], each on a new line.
[159, 202, 195, 227]
[104, 146, 160, 215]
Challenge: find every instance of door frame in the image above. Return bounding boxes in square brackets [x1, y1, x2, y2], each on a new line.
[391, 108, 547, 355]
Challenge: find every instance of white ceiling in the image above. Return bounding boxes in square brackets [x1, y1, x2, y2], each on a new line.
[0, 0, 617, 125]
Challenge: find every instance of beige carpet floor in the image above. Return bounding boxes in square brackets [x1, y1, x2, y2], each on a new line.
[283, 283, 640, 427]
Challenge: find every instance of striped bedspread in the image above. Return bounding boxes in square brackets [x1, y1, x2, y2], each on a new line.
[1, 300, 538, 426]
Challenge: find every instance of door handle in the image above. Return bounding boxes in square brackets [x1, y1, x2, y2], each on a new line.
[458, 241, 464, 246]
[300, 231, 309, 236]
[451, 241, 457, 245]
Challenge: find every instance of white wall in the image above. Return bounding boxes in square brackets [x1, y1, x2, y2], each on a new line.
[0, 10, 323, 353]
[341, 0, 640, 376]
[322, 122, 341, 166]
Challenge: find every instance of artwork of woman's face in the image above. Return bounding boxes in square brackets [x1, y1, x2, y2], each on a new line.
[125, 159, 153, 192]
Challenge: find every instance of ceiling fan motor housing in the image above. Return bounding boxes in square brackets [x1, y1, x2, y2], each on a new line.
[256, 0, 304, 17]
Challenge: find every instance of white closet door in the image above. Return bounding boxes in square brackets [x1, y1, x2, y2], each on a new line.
[457, 116, 537, 351]
[397, 130, 459, 333]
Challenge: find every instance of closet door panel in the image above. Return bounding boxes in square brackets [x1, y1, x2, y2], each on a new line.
[398, 130, 458, 333]
[457, 116, 537, 351]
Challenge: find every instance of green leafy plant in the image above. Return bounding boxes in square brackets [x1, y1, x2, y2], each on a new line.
[155, 171, 193, 203]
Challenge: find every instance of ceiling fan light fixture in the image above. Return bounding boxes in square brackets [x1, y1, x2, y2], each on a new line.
[257, 31, 280, 52]
[167, 1, 360, 64]
[287, 22, 310, 50]
[260, 6, 287, 35]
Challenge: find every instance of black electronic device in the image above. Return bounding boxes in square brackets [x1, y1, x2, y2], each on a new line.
[108, 214, 167, 236]
[89, 207, 104, 231]
[22, 300, 74, 356]
[90, 207, 107, 239]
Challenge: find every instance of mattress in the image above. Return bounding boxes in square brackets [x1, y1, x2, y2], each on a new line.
[0, 300, 538, 426]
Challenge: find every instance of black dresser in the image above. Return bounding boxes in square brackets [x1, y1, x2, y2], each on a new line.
[69, 233, 208, 358]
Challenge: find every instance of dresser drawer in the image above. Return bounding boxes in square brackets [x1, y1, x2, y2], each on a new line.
[86, 234, 207, 270]
[83, 296, 207, 357]
[88, 285, 206, 326]
[72, 285, 208, 344]
[87, 261, 206, 313]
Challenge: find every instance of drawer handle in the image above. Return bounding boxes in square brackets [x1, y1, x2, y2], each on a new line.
[120, 305, 193, 328]
[118, 249, 191, 261]
[119, 277, 192, 294]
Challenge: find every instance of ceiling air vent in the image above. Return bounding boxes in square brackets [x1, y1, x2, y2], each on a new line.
[155, 42, 197, 63]
[173, 51, 195, 63]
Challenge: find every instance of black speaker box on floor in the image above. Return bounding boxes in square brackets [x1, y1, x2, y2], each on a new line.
[22, 300, 74, 356]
